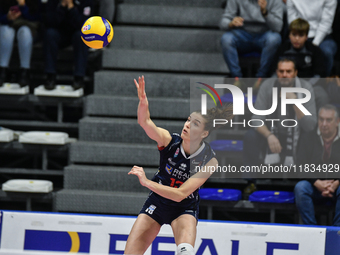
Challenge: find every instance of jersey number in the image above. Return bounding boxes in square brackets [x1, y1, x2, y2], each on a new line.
[170, 178, 183, 188]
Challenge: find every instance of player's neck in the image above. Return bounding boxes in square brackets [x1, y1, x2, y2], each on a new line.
[182, 139, 202, 156]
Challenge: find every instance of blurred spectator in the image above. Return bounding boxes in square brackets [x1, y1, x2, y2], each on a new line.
[332, 1, 340, 63]
[98, 0, 115, 24]
[243, 59, 317, 167]
[274, 19, 326, 79]
[220, 0, 283, 80]
[273, 18, 329, 110]
[280, 0, 289, 41]
[0, 0, 40, 87]
[326, 76, 340, 104]
[287, 0, 338, 76]
[242, 59, 317, 195]
[43, 0, 93, 90]
[295, 104, 340, 226]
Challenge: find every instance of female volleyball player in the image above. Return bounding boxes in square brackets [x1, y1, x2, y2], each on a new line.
[124, 76, 232, 255]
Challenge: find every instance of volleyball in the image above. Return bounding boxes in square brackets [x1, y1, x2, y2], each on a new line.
[81, 16, 113, 49]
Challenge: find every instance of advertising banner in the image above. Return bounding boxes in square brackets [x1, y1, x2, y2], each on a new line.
[0, 211, 328, 255]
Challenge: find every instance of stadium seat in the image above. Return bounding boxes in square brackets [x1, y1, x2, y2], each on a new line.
[210, 140, 243, 152]
[0, 83, 29, 95]
[34, 85, 83, 97]
[209, 140, 243, 169]
[17, 131, 76, 171]
[199, 188, 242, 201]
[199, 188, 242, 219]
[248, 191, 295, 223]
[0, 128, 14, 142]
[249, 190, 295, 204]
[2, 179, 54, 211]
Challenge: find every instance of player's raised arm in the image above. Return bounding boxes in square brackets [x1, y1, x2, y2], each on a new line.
[134, 76, 172, 147]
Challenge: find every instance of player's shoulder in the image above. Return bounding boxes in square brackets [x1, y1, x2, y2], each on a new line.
[169, 133, 182, 148]
[160, 133, 182, 152]
[204, 141, 216, 158]
[171, 133, 182, 141]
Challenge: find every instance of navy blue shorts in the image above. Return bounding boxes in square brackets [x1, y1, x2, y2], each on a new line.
[140, 193, 199, 226]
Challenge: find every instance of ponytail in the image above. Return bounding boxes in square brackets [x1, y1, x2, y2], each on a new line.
[198, 104, 233, 133]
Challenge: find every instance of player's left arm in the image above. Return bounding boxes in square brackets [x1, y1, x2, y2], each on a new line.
[129, 158, 218, 202]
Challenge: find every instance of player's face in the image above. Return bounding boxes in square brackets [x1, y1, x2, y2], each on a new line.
[276, 61, 297, 87]
[181, 112, 208, 142]
[289, 31, 308, 49]
[318, 109, 339, 139]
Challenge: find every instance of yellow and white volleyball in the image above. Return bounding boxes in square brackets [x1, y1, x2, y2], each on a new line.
[81, 16, 113, 49]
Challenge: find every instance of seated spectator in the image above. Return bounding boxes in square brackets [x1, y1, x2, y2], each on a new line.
[332, 0, 340, 60]
[287, 0, 338, 76]
[274, 18, 329, 110]
[280, 0, 289, 41]
[98, 0, 116, 24]
[243, 59, 317, 167]
[43, 0, 93, 90]
[242, 59, 317, 194]
[219, 0, 283, 82]
[0, 0, 40, 87]
[295, 104, 340, 226]
[275, 19, 326, 78]
[326, 76, 340, 104]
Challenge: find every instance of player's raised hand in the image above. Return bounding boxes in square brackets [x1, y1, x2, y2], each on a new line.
[128, 165, 149, 187]
[134, 76, 147, 100]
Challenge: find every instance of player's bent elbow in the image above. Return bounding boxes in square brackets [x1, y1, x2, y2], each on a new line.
[174, 196, 185, 203]
[168, 191, 184, 203]
[174, 191, 190, 202]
